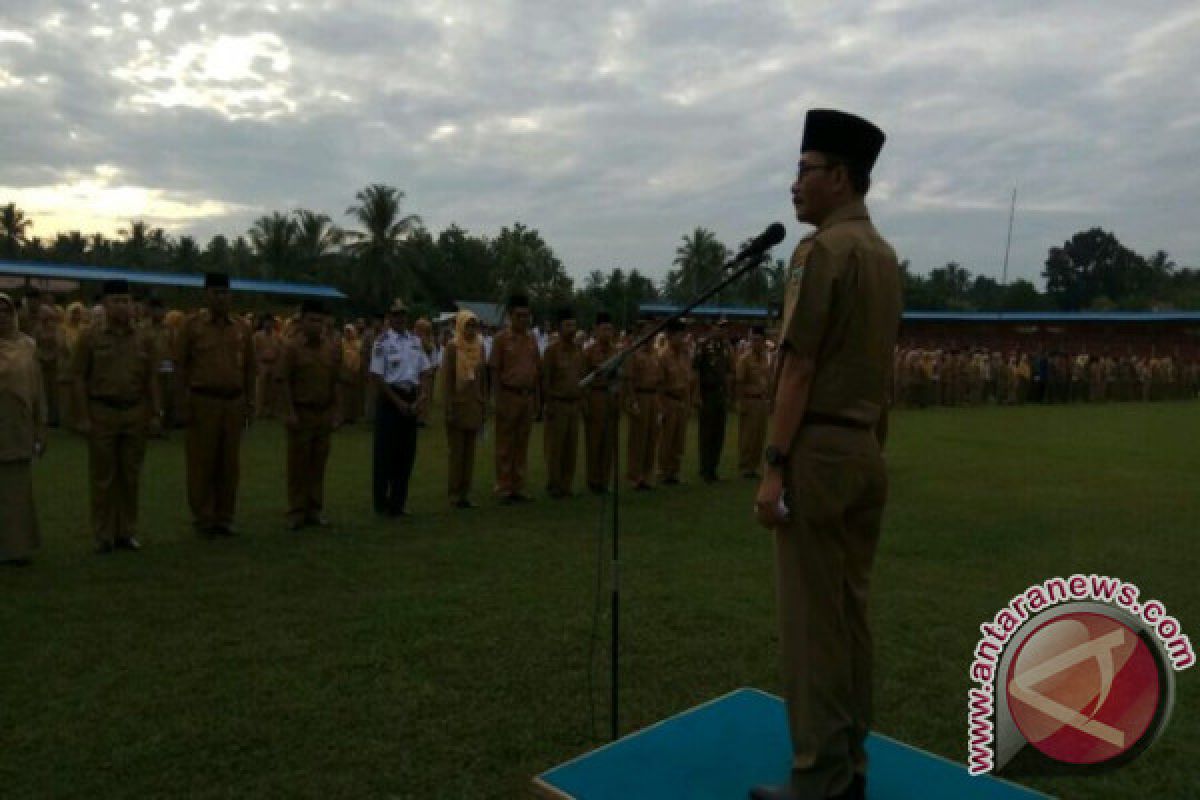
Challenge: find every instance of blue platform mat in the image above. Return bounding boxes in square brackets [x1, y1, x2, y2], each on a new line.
[534, 688, 1050, 799]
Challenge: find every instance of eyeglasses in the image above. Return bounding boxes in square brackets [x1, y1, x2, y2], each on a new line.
[796, 162, 835, 180]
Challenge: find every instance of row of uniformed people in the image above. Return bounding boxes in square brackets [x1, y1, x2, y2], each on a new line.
[0, 277, 774, 563]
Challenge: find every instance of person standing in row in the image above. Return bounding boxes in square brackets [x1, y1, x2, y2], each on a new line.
[279, 300, 342, 530]
[489, 294, 541, 504]
[73, 280, 161, 553]
[144, 298, 176, 434]
[752, 109, 900, 800]
[176, 272, 255, 537]
[623, 320, 662, 490]
[695, 320, 733, 482]
[0, 293, 46, 566]
[370, 299, 432, 517]
[736, 325, 770, 479]
[657, 319, 692, 485]
[582, 311, 618, 494]
[253, 314, 282, 419]
[442, 309, 487, 509]
[541, 308, 586, 498]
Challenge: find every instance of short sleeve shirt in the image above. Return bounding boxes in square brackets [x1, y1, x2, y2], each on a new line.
[369, 329, 431, 388]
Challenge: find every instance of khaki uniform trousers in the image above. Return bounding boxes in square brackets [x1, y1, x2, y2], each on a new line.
[656, 396, 687, 481]
[543, 399, 581, 495]
[584, 388, 617, 489]
[625, 394, 659, 485]
[737, 397, 768, 474]
[775, 423, 886, 798]
[494, 388, 535, 495]
[186, 393, 246, 528]
[447, 425, 480, 502]
[286, 407, 333, 523]
[88, 401, 149, 545]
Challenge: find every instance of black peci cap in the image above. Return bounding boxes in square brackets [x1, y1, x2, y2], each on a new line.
[801, 109, 886, 172]
[102, 279, 130, 296]
[204, 272, 231, 289]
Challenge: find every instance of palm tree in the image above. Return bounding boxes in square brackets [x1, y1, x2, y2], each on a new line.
[344, 184, 422, 305]
[119, 220, 165, 268]
[51, 231, 88, 263]
[175, 235, 201, 272]
[666, 228, 728, 303]
[1, 203, 32, 258]
[292, 209, 343, 281]
[248, 212, 298, 280]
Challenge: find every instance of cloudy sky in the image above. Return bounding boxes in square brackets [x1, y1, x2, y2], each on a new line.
[1, 1, 1197, 287]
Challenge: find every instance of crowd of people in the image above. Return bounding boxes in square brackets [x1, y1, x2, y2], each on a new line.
[0, 279, 775, 566]
[893, 346, 1200, 408]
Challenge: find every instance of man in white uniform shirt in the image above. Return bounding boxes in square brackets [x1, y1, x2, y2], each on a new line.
[369, 299, 432, 517]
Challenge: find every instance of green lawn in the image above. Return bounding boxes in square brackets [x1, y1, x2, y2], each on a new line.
[2, 403, 1198, 799]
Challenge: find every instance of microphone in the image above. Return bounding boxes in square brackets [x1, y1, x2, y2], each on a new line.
[730, 222, 786, 266]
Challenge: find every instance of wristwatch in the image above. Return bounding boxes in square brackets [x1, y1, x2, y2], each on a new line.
[764, 445, 787, 468]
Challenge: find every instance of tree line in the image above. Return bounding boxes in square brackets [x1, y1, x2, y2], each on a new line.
[3, 187, 1198, 323]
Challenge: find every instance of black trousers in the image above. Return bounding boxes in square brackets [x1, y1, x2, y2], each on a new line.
[698, 394, 727, 478]
[373, 396, 418, 514]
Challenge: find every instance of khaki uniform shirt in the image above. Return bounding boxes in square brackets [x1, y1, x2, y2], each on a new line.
[72, 324, 155, 404]
[736, 351, 770, 401]
[659, 348, 692, 401]
[779, 199, 902, 426]
[542, 341, 586, 402]
[489, 329, 541, 392]
[177, 309, 255, 394]
[280, 336, 341, 409]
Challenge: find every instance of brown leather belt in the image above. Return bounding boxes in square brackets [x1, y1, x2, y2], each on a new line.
[89, 396, 141, 410]
[190, 387, 244, 400]
[803, 412, 872, 430]
[501, 384, 535, 396]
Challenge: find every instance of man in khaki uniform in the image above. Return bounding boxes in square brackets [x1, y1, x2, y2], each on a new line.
[279, 300, 342, 530]
[489, 293, 541, 503]
[582, 311, 617, 494]
[73, 280, 161, 553]
[752, 110, 901, 800]
[541, 308, 585, 498]
[657, 319, 692, 485]
[623, 320, 662, 490]
[176, 272, 255, 537]
[736, 326, 770, 478]
[253, 315, 282, 418]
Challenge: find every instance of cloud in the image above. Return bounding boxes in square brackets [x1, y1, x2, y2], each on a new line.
[0, 0, 1196, 287]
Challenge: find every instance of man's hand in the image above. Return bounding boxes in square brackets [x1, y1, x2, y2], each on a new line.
[33, 435, 47, 458]
[754, 468, 787, 530]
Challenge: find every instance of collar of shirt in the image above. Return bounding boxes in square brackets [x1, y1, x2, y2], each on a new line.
[818, 199, 870, 231]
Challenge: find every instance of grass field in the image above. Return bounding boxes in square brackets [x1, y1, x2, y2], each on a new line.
[2, 402, 1198, 799]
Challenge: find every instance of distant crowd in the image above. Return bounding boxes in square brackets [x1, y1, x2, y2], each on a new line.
[893, 347, 1200, 408]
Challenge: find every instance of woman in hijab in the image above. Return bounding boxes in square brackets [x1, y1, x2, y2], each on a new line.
[58, 301, 88, 430]
[0, 292, 47, 565]
[441, 310, 487, 508]
[340, 323, 363, 425]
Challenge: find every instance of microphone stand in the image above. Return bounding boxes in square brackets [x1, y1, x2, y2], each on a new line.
[580, 248, 774, 743]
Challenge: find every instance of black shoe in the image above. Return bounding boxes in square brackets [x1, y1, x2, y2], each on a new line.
[662, 477, 681, 485]
[833, 774, 865, 800]
[214, 524, 237, 537]
[634, 482, 652, 491]
[95, 541, 115, 554]
[748, 786, 798, 800]
[588, 484, 608, 495]
[307, 514, 331, 528]
[286, 517, 306, 531]
[454, 499, 477, 509]
[512, 493, 533, 503]
[389, 509, 411, 518]
[115, 537, 142, 551]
